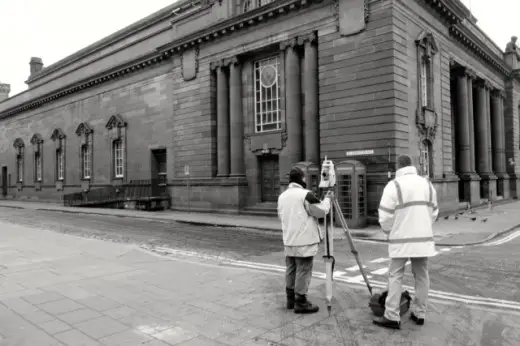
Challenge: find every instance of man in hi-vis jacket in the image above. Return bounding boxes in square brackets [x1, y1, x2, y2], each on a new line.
[277, 166, 332, 314]
[373, 155, 439, 329]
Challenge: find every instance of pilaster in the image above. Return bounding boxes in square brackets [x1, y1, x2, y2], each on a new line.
[225, 56, 245, 177]
[492, 89, 510, 198]
[279, 37, 303, 181]
[211, 60, 230, 177]
[475, 79, 497, 200]
[299, 32, 319, 164]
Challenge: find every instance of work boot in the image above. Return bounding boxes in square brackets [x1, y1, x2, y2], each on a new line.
[373, 316, 401, 330]
[410, 312, 425, 325]
[294, 294, 319, 314]
[286, 288, 295, 309]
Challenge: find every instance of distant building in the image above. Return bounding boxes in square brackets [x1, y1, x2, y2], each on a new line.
[1, 0, 520, 224]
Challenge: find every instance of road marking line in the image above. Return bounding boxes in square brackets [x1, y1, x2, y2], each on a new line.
[345, 264, 366, 272]
[453, 246, 464, 249]
[370, 267, 388, 275]
[334, 271, 347, 277]
[370, 258, 389, 264]
[144, 245, 520, 309]
[440, 248, 451, 252]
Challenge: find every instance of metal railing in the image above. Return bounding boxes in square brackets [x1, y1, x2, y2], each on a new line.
[63, 179, 169, 207]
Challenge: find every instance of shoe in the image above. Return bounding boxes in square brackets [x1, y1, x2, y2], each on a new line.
[373, 316, 401, 330]
[286, 288, 295, 309]
[410, 312, 425, 325]
[294, 294, 319, 314]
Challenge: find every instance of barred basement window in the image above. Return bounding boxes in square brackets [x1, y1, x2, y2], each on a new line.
[113, 139, 124, 178]
[254, 55, 282, 133]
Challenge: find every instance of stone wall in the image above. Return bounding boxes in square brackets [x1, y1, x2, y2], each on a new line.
[0, 64, 174, 201]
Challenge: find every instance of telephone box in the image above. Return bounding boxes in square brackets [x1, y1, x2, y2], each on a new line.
[294, 161, 320, 196]
[335, 160, 367, 228]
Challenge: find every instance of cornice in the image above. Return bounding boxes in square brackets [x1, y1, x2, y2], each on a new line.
[1, 0, 324, 119]
[156, 0, 323, 55]
[422, 0, 470, 25]
[0, 51, 172, 119]
[449, 24, 510, 76]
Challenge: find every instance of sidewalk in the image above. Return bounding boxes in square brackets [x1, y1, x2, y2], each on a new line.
[1, 220, 519, 346]
[0, 199, 519, 246]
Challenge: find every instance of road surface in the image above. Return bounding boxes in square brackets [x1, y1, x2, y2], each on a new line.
[1, 206, 519, 303]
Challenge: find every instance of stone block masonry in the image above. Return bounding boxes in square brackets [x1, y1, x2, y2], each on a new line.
[0, 64, 174, 201]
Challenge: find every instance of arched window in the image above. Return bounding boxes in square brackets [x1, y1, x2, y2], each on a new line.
[51, 129, 67, 182]
[76, 123, 94, 180]
[106, 114, 127, 181]
[30, 134, 44, 183]
[420, 140, 433, 178]
[13, 138, 25, 185]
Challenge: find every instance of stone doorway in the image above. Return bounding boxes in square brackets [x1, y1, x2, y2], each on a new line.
[1, 166, 7, 197]
[259, 155, 280, 202]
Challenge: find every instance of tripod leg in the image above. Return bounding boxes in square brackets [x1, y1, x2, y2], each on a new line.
[333, 198, 373, 296]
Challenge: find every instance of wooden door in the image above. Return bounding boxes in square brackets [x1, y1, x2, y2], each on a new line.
[260, 155, 280, 202]
[1, 166, 7, 197]
[151, 149, 167, 196]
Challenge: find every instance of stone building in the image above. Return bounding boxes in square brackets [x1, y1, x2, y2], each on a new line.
[1, 0, 520, 223]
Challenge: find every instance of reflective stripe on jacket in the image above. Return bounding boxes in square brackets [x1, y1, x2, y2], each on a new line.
[277, 182, 331, 248]
[378, 166, 439, 258]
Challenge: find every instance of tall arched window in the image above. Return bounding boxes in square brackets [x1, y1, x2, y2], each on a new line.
[106, 114, 127, 181]
[13, 138, 25, 186]
[76, 123, 94, 180]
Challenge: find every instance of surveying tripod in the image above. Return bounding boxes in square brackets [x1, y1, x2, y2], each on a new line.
[320, 157, 373, 315]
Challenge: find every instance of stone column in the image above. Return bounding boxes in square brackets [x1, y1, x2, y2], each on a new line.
[485, 85, 493, 171]
[226, 57, 245, 177]
[455, 69, 471, 174]
[491, 90, 510, 198]
[300, 32, 319, 164]
[465, 69, 477, 173]
[474, 80, 497, 200]
[280, 38, 303, 180]
[454, 67, 480, 205]
[214, 61, 230, 177]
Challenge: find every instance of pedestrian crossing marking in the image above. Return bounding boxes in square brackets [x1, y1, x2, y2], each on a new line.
[345, 264, 366, 272]
[370, 258, 389, 264]
[371, 267, 388, 275]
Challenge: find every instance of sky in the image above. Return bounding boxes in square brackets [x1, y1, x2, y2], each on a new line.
[0, 0, 518, 97]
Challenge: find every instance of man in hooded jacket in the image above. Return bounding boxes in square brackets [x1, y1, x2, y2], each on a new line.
[373, 155, 439, 329]
[277, 166, 332, 314]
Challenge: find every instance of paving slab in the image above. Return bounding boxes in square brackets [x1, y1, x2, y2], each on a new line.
[1, 220, 520, 346]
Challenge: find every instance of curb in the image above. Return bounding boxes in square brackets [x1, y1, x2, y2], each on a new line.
[2, 204, 519, 246]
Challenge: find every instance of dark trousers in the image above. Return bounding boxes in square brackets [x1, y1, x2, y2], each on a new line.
[285, 256, 314, 296]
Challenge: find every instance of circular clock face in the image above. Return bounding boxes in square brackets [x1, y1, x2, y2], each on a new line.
[260, 65, 277, 87]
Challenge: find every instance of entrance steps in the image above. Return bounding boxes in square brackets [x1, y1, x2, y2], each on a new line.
[242, 202, 277, 217]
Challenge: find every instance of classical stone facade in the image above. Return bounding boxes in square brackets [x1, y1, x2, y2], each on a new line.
[1, 0, 520, 224]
